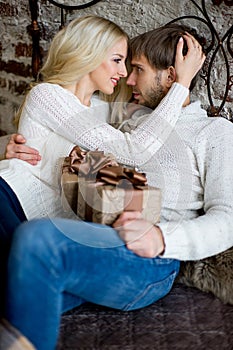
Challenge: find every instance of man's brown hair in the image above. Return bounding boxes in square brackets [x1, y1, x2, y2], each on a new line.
[130, 23, 205, 91]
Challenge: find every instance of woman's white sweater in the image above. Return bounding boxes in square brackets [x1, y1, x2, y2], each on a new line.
[0, 82, 188, 218]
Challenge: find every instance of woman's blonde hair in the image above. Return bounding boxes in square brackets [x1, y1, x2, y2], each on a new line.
[15, 15, 132, 126]
[41, 15, 128, 85]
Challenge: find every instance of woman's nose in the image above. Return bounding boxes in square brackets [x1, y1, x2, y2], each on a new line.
[119, 63, 128, 77]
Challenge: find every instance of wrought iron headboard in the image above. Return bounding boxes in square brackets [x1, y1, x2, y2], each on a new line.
[28, 0, 102, 79]
[28, 0, 233, 119]
[166, 0, 233, 119]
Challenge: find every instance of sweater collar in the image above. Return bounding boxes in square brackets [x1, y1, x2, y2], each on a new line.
[181, 100, 208, 118]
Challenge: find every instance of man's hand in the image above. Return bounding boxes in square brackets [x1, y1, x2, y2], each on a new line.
[113, 211, 165, 258]
[5, 133, 41, 165]
[175, 33, 206, 88]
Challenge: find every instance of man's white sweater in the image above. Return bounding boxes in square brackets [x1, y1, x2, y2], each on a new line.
[120, 101, 233, 260]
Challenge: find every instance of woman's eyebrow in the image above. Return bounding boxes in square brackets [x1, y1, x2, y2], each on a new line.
[112, 53, 125, 58]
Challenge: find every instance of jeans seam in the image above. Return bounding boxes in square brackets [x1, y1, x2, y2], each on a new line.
[123, 269, 178, 311]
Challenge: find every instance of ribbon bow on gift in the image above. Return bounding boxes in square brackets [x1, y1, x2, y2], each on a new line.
[98, 166, 147, 188]
[63, 146, 117, 178]
[63, 145, 147, 188]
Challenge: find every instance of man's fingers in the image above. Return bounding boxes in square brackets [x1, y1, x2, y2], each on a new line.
[113, 211, 142, 228]
[116, 218, 154, 244]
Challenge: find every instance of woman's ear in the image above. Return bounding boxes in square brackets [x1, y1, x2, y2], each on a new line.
[166, 66, 176, 87]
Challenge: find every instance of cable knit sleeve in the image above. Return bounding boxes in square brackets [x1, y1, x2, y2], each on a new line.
[159, 118, 233, 260]
[26, 82, 188, 167]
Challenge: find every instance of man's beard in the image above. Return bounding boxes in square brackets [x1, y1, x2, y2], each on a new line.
[142, 76, 166, 110]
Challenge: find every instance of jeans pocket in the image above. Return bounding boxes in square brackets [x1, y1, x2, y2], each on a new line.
[123, 270, 177, 311]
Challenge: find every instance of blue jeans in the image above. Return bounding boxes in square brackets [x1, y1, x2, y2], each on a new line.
[0, 177, 27, 315]
[6, 218, 180, 350]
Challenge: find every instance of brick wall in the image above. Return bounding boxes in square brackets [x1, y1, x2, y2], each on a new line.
[0, 0, 32, 134]
[0, 0, 232, 134]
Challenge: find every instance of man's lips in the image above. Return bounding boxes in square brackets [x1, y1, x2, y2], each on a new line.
[133, 92, 140, 99]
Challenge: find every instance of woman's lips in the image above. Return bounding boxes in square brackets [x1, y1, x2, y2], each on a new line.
[111, 78, 119, 87]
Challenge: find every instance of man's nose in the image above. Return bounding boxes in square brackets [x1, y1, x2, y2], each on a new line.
[126, 72, 136, 86]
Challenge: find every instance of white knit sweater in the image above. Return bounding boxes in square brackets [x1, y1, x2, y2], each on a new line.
[1, 82, 232, 260]
[120, 101, 233, 260]
[0, 82, 188, 219]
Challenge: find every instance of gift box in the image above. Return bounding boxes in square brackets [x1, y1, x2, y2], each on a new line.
[61, 170, 79, 213]
[61, 146, 161, 225]
[77, 178, 161, 225]
[61, 146, 117, 214]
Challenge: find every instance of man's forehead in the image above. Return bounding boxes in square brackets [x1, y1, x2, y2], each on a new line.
[131, 54, 149, 66]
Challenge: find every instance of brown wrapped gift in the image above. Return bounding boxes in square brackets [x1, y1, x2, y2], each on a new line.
[61, 146, 161, 225]
[61, 170, 79, 213]
[61, 146, 117, 213]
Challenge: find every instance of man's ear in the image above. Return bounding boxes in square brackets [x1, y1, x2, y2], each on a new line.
[165, 66, 176, 87]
